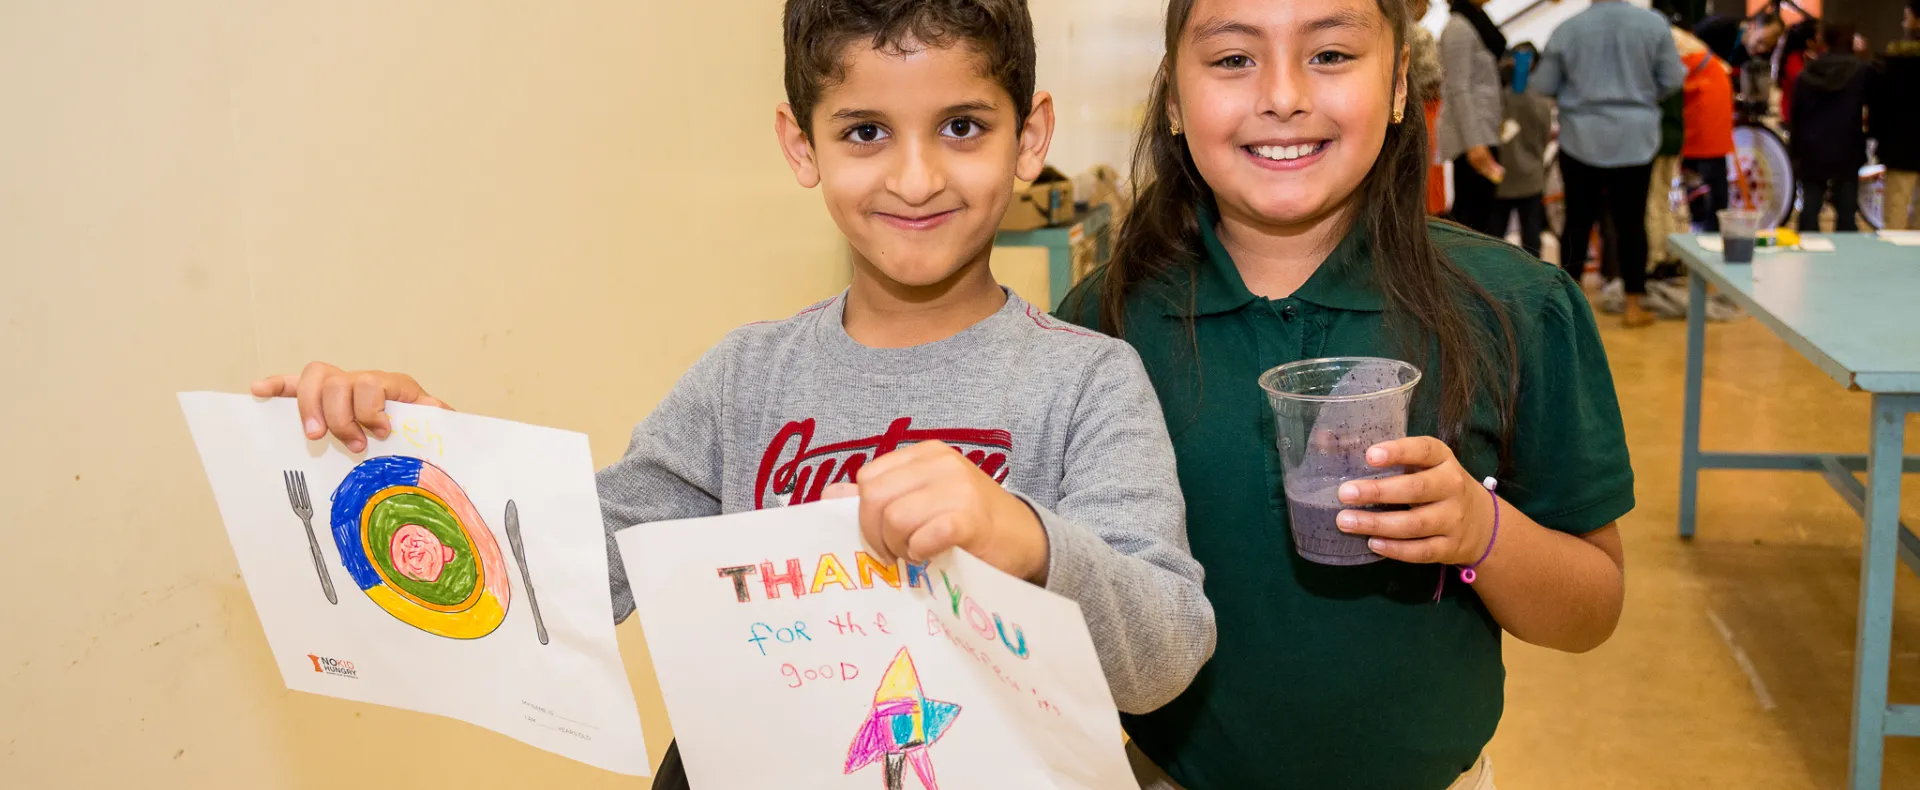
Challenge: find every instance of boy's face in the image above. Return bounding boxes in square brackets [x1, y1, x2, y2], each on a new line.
[777, 41, 1052, 290]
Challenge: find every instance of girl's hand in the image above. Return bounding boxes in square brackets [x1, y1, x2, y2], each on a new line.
[1333, 437, 1496, 565]
[854, 441, 1049, 584]
[251, 362, 451, 453]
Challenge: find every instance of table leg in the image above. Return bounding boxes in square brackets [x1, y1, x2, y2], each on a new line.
[1848, 394, 1910, 790]
[1679, 272, 1708, 538]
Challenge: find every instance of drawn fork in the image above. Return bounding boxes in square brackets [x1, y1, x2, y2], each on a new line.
[284, 470, 339, 605]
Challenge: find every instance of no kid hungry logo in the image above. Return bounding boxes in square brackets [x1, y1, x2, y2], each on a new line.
[755, 416, 1014, 509]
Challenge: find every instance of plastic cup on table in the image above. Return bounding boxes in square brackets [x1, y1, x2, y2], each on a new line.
[1717, 209, 1762, 263]
[1258, 357, 1422, 566]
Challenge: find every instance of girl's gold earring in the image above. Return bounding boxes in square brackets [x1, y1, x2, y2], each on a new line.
[1170, 118, 1183, 136]
[1391, 108, 1405, 124]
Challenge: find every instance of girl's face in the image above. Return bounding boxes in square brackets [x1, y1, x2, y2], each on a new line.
[1173, 0, 1404, 233]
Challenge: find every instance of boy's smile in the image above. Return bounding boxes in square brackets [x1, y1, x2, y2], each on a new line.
[777, 37, 1053, 297]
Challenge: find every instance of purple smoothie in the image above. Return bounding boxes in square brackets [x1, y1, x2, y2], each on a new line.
[1286, 480, 1388, 565]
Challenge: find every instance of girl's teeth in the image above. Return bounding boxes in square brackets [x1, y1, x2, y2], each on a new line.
[1253, 143, 1319, 161]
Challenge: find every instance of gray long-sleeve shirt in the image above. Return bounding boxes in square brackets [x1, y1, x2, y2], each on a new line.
[1531, 0, 1686, 167]
[1437, 14, 1504, 163]
[597, 289, 1217, 713]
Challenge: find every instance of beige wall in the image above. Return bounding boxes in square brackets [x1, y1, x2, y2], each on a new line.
[0, 2, 849, 787]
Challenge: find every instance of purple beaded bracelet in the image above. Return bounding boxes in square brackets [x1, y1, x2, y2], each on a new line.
[1460, 477, 1500, 584]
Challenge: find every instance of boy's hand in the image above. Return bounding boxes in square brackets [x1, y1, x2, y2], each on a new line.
[1331, 437, 1498, 566]
[855, 441, 1049, 584]
[250, 362, 451, 453]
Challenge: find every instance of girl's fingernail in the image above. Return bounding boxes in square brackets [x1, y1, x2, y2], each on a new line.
[1339, 484, 1359, 503]
[1368, 448, 1387, 464]
[347, 440, 364, 453]
[305, 418, 322, 437]
[1368, 539, 1386, 552]
[1337, 512, 1359, 530]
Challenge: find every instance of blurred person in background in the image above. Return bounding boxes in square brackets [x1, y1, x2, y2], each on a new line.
[1439, 0, 1508, 235]
[1777, 19, 1817, 124]
[1695, 9, 1784, 72]
[1409, 0, 1451, 216]
[1647, 28, 1690, 275]
[1533, 0, 1685, 328]
[1496, 42, 1553, 259]
[1678, 23, 1736, 232]
[1791, 22, 1875, 233]
[1872, 0, 1920, 230]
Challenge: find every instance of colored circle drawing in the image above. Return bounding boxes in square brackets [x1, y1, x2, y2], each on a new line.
[330, 456, 511, 639]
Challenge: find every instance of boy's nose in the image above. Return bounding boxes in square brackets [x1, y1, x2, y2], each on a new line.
[886, 138, 946, 206]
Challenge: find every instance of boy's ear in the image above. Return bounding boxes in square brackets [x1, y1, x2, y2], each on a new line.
[775, 103, 822, 189]
[1014, 91, 1057, 183]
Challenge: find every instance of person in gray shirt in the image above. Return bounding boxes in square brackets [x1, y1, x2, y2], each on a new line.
[1496, 42, 1554, 260]
[1439, 0, 1510, 237]
[1532, 0, 1685, 328]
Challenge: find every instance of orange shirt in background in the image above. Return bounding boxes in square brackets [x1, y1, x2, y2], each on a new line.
[1682, 51, 1736, 159]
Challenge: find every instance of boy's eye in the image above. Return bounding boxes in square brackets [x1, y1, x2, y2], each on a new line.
[1212, 54, 1254, 69]
[941, 118, 985, 139]
[1310, 51, 1354, 66]
[846, 124, 889, 144]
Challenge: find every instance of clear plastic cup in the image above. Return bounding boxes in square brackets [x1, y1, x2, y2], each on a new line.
[1718, 209, 1762, 263]
[1258, 357, 1422, 566]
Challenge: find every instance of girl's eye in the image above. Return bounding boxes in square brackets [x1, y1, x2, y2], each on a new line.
[942, 118, 984, 139]
[1213, 54, 1254, 69]
[847, 124, 889, 144]
[1310, 51, 1354, 66]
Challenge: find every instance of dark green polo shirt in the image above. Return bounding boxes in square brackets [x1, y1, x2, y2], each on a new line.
[1059, 217, 1633, 790]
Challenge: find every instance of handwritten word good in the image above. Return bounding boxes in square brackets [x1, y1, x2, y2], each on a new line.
[781, 661, 861, 689]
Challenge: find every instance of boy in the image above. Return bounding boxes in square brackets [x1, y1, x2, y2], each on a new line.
[1495, 43, 1552, 259]
[1791, 23, 1875, 232]
[1678, 26, 1736, 232]
[1872, 0, 1920, 230]
[252, 0, 1217, 779]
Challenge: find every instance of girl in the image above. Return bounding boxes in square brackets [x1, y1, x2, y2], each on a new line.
[1061, 0, 1632, 787]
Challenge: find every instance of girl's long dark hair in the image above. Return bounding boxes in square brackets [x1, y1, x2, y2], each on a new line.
[1096, 0, 1519, 457]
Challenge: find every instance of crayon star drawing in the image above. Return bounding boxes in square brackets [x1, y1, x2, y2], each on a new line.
[844, 648, 962, 790]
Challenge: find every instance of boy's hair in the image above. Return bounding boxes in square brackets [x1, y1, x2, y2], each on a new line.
[1820, 22, 1856, 53]
[782, 0, 1036, 137]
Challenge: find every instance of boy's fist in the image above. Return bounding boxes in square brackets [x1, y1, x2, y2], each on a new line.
[251, 362, 450, 453]
[854, 441, 1049, 585]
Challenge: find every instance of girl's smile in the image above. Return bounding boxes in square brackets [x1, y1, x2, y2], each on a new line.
[1243, 139, 1332, 169]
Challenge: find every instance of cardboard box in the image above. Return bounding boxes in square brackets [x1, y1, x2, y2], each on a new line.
[999, 166, 1075, 231]
[1068, 222, 1098, 286]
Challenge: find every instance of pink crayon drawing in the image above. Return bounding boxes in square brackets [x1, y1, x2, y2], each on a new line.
[844, 647, 962, 790]
[390, 523, 456, 582]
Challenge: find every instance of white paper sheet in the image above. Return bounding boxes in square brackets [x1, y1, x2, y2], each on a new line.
[1879, 231, 1920, 246]
[178, 392, 648, 774]
[621, 499, 1135, 789]
[1697, 235, 1724, 252]
[1798, 236, 1837, 253]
